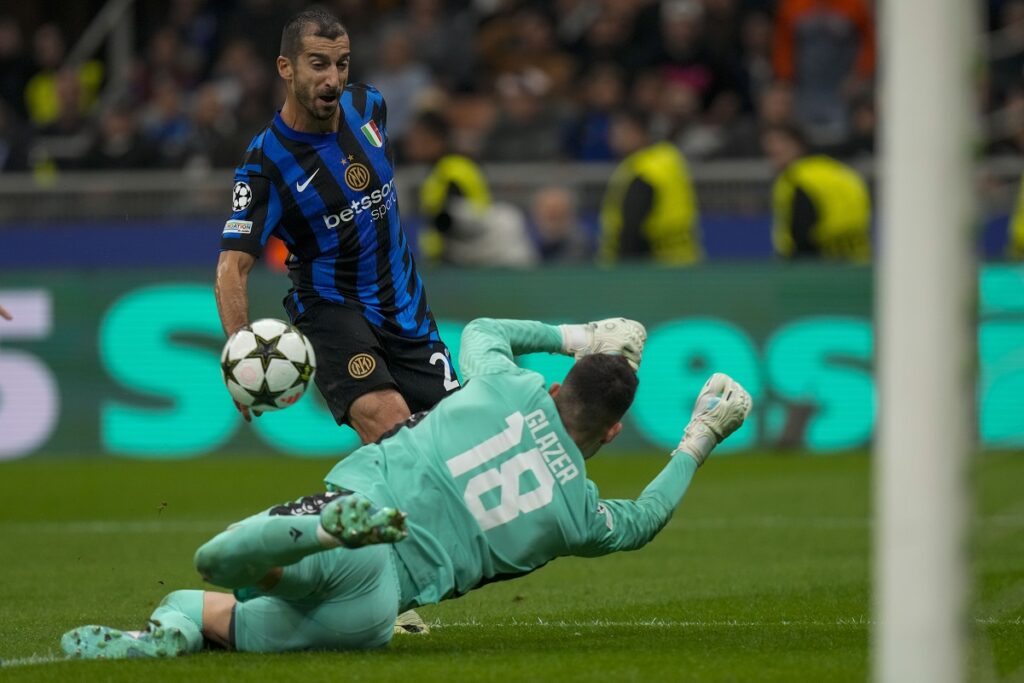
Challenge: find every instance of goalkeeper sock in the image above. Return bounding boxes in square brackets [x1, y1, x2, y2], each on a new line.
[147, 589, 204, 654]
[193, 514, 330, 589]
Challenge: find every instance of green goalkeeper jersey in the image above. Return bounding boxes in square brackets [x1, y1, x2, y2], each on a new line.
[324, 318, 698, 607]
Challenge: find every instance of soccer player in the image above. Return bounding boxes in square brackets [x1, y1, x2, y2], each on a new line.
[215, 8, 457, 443]
[60, 317, 751, 658]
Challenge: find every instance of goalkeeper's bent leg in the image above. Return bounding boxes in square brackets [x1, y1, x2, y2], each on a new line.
[194, 513, 332, 589]
[149, 589, 205, 654]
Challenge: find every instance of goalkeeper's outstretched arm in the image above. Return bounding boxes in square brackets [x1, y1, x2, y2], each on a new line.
[573, 373, 752, 557]
[459, 317, 647, 381]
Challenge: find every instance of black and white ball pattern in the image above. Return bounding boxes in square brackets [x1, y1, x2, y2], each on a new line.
[232, 181, 253, 212]
[220, 318, 316, 412]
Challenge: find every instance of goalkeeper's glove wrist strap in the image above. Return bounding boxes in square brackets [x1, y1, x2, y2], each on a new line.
[559, 324, 590, 356]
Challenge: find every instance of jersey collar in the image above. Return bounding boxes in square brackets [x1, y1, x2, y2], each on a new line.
[272, 111, 339, 145]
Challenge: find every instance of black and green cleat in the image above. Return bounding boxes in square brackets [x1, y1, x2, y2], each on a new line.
[61, 621, 188, 659]
[319, 494, 408, 548]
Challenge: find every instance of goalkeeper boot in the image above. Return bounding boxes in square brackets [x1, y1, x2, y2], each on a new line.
[61, 621, 188, 659]
[319, 494, 408, 548]
[394, 609, 430, 635]
[674, 373, 752, 466]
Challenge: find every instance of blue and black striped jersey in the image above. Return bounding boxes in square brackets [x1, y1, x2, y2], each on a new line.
[221, 83, 439, 340]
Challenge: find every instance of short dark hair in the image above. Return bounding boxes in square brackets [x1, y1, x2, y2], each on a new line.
[280, 8, 346, 60]
[556, 354, 639, 442]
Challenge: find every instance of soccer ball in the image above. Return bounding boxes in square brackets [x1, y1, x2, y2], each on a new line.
[221, 318, 316, 412]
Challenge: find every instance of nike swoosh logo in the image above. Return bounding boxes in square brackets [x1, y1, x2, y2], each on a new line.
[296, 168, 319, 192]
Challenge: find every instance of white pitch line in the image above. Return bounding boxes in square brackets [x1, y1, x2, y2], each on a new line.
[0, 653, 63, 668]
[428, 616, 1024, 629]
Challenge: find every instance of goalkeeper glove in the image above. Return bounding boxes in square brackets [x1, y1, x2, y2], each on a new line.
[559, 318, 647, 370]
[672, 373, 752, 466]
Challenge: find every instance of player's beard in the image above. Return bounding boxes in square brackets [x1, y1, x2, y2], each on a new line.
[296, 81, 341, 122]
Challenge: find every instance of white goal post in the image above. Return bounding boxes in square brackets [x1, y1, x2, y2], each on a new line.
[874, 0, 979, 681]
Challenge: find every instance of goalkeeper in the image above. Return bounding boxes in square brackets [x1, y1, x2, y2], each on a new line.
[61, 317, 751, 657]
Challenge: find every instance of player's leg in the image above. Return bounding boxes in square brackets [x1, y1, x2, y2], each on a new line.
[194, 492, 407, 590]
[379, 326, 460, 415]
[232, 545, 401, 652]
[61, 589, 207, 659]
[348, 387, 412, 443]
[60, 494, 407, 659]
[291, 301, 411, 443]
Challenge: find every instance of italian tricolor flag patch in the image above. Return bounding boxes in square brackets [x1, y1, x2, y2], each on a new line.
[360, 120, 383, 147]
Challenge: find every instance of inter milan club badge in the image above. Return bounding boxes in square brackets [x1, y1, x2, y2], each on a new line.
[344, 162, 370, 191]
[348, 353, 375, 379]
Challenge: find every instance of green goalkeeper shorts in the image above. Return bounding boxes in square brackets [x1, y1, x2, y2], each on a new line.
[232, 544, 401, 652]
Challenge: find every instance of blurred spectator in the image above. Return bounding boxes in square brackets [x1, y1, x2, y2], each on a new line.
[180, 83, 242, 170]
[209, 38, 274, 137]
[599, 110, 702, 265]
[79, 104, 159, 170]
[701, 0, 743, 68]
[0, 99, 31, 171]
[568, 3, 639, 68]
[222, 0, 295, 66]
[364, 24, 434, 141]
[989, 0, 1024, 107]
[403, 0, 476, 90]
[141, 78, 192, 165]
[773, 0, 876, 146]
[132, 27, 200, 100]
[644, 0, 741, 113]
[529, 186, 592, 264]
[481, 70, 565, 161]
[629, 69, 667, 114]
[737, 9, 776, 110]
[716, 80, 796, 158]
[656, 79, 727, 159]
[166, 0, 221, 77]
[476, 5, 575, 95]
[24, 24, 103, 129]
[406, 110, 536, 267]
[37, 68, 90, 137]
[836, 94, 876, 158]
[563, 62, 625, 161]
[762, 124, 871, 261]
[0, 17, 31, 119]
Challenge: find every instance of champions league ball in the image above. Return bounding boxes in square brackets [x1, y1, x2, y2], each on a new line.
[221, 318, 316, 412]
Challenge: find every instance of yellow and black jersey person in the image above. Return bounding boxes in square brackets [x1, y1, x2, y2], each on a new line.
[762, 124, 871, 262]
[404, 111, 490, 262]
[599, 110, 701, 265]
[1008, 175, 1024, 260]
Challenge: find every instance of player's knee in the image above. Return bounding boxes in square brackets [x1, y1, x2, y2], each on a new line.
[349, 389, 410, 442]
[193, 536, 229, 582]
[157, 589, 205, 625]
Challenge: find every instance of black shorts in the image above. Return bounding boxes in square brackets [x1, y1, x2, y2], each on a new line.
[291, 301, 459, 425]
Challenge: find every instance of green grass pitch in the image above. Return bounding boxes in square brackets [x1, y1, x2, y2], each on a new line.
[0, 452, 1021, 682]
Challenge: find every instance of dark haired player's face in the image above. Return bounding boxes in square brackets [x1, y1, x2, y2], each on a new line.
[290, 34, 350, 121]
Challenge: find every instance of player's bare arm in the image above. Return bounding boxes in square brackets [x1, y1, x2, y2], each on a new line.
[215, 250, 256, 337]
[215, 250, 259, 421]
[0, 305, 11, 321]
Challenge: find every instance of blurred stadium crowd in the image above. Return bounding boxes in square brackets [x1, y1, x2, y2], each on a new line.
[1, 0, 1022, 263]
[2, 0, 884, 171]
